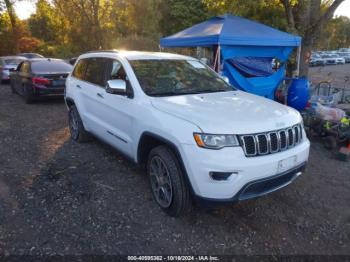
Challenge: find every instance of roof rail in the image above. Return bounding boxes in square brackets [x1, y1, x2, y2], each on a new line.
[86, 49, 119, 54]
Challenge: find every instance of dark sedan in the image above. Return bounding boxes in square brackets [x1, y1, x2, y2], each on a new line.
[10, 58, 73, 103]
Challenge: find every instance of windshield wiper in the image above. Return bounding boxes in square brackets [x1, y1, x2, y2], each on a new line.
[148, 91, 180, 97]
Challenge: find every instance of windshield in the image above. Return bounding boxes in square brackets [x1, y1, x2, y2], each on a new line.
[129, 59, 233, 97]
[19, 53, 44, 59]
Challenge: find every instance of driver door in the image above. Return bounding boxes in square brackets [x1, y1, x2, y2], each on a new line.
[96, 58, 136, 157]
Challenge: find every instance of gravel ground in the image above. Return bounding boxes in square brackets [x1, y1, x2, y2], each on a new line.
[0, 82, 349, 256]
[309, 63, 350, 89]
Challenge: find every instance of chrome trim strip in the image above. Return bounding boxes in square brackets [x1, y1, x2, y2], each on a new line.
[240, 124, 303, 157]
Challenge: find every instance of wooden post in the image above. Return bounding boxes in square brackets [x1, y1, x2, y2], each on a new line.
[296, 44, 301, 77]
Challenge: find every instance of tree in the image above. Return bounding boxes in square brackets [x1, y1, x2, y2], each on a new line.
[280, 0, 345, 76]
[28, 0, 59, 43]
[1, 0, 20, 53]
[160, 0, 210, 36]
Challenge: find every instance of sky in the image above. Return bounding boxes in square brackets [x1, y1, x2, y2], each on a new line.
[13, 0, 350, 20]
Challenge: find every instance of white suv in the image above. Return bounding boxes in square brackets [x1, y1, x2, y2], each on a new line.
[65, 50, 310, 216]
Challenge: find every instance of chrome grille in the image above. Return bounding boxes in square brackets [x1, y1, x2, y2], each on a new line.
[239, 124, 303, 157]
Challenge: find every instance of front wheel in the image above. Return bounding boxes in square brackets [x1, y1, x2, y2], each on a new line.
[147, 146, 192, 217]
[68, 105, 91, 142]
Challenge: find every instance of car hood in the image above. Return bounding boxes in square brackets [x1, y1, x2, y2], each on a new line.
[151, 91, 302, 134]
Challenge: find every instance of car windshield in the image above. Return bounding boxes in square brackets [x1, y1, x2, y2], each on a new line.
[129, 59, 233, 97]
[19, 53, 44, 59]
[31, 60, 72, 74]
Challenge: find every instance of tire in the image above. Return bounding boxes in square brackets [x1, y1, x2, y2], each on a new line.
[23, 85, 34, 104]
[147, 145, 192, 217]
[68, 105, 91, 142]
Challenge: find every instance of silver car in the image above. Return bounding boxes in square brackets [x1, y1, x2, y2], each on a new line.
[0, 56, 27, 82]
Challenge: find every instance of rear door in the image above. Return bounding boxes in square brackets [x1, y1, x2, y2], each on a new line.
[75, 57, 108, 137]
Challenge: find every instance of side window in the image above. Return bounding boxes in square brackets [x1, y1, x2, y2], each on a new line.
[106, 59, 128, 81]
[20, 62, 30, 73]
[84, 58, 106, 87]
[105, 58, 133, 97]
[72, 59, 87, 80]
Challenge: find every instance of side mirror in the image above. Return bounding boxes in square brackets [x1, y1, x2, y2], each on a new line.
[106, 79, 126, 95]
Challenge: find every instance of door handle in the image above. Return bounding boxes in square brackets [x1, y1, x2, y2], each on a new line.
[76, 84, 81, 89]
[97, 92, 104, 98]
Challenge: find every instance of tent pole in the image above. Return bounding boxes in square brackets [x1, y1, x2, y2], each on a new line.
[296, 45, 301, 77]
[218, 45, 221, 73]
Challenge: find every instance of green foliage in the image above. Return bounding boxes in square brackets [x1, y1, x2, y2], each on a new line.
[0, 0, 348, 59]
[28, 0, 59, 42]
[316, 16, 350, 50]
[159, 0, 210, 35]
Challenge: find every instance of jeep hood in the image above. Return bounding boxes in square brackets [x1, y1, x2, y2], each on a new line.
[151, 91, 301, 134]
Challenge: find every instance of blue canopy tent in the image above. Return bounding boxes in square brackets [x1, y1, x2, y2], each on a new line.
[160, 14, 302, 99]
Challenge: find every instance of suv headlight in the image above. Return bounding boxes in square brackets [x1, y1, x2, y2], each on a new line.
[193, 133, 239, 149]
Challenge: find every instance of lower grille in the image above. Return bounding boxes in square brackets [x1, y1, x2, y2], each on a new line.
[240, 124, 303, 157]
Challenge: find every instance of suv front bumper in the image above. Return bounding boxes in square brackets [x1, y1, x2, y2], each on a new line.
[179, 139, 310, 200]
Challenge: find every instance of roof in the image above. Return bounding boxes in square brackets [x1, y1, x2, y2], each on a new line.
[160, 14, 301, 47]
[82, 50, 194, 60]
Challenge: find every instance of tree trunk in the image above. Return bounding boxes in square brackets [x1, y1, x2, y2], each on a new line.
[4, 0, 19, 53]
[299, 36, 313, 77]
[281, 0, 345, 78]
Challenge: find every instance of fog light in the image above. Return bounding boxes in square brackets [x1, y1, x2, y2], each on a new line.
[209, 172, 233, 181]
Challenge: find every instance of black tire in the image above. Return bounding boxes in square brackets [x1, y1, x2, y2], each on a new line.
[68, 105, 91, 142]
[147, 145, 192, 217]
[323, 136, 337, 150]
[23, 85, 34, 104]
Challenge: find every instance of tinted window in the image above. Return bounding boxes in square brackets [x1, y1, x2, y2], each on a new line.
[84, 58, 106, 86]
[31, 60, 72, 74]
[72, 59, 88, 80]
[18, 53, 44, 59]
[5, 59, 24, 65]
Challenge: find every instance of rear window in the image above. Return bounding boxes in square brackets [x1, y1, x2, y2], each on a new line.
[5, 59, 23, 65]
[31, 60, 72, 74]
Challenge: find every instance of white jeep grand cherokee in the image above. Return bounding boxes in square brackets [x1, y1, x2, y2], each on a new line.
[65, 50, 310, 216]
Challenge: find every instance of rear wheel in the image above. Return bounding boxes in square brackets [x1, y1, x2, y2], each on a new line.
[147, 145, 192, 217]
[68, 105, 91, 142]
[23, 85, 34, 104]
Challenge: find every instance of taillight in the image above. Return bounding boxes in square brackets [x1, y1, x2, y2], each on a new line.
[32, 77, 50, 85]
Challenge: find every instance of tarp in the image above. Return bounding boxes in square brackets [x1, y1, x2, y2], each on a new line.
[160, 14, 301, 47]
[221, 45, 294, 99]
[160, 14, 301, 99]
[227, 57, 274, 77]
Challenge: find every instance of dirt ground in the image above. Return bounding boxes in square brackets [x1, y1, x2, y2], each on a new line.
[309, 63, 350, 89]
[0, 78, 349, 256]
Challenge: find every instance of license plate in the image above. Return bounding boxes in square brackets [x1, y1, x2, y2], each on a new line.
[52, 80, 65, 86]
[277, 155, 297, 173]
